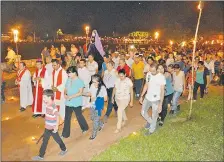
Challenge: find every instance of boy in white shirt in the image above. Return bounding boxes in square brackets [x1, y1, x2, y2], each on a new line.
[78, 59, 91, 109]
[103, 61, 118, 123]
[87, 54, 98, 76]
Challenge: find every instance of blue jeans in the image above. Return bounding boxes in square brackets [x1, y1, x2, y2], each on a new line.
[171, 91, 182, 112]
[105, 87, 115, 117]
[1, 82, 6, 102]
[134, 79, 144, 95]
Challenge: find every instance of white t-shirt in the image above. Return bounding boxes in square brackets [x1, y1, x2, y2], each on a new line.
[204, 60, 215, 73]
[103, 69, 118, 89]
[166, 58, 174, 66]
[78, 67, 91, 86]
[45, 63, 53, 77]
[145, 72, 166, 102]
[112, 57, 120, 69]
[125, 58, 134, 68]
[115, 77, 133, 100]
[89, 84, 107, 102]
[173, 71, 185, 92]
[144, 64, 150, 73]
[87, 61, 98, 76]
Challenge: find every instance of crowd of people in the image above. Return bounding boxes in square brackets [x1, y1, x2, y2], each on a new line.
[1, 30, 224, 161]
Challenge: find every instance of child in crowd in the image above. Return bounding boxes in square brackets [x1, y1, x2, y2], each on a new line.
[186, 67, 196, 102]
[32, 89, 67, 161]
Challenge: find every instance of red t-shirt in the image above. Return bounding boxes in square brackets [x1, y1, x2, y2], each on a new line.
[117, 64, 130, 77]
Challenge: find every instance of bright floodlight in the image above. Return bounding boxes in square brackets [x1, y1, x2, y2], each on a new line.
[181, 41, 186, 47]
[85, 26, 89, 31]
[13, 29, 19, 35]
[154, 31, 159, 39]
[130, 45, 135, 49]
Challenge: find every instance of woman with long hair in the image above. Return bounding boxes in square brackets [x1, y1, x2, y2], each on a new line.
[157, 64, 174, 126]
[84, 74, 107, 140]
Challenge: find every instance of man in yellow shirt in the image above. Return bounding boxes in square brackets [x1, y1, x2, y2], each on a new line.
[132, 53, 145, 98]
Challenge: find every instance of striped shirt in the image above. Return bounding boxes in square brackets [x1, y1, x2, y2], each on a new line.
[45, 104, 59, 130]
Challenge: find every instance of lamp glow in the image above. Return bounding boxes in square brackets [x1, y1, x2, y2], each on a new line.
[130, 45, 135, 49]
[12, 29, 19, 43]
[85, 26, 90, 35]
[181, 41, 186, 47]
[154, 31, 159, 40]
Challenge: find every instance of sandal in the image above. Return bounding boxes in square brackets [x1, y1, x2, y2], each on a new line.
[114, 129, 121, 133]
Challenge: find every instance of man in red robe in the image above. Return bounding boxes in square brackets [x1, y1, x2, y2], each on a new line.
[32, 59, 51, 118]
[51, 59, 68, 123]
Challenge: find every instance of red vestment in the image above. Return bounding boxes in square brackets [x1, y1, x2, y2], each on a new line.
[16, 68, 27, 87]
[52, 69, 63, 111]
[32, 68, 47, 114]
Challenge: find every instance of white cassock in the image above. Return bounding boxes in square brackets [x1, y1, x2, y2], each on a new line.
[78, 67, 91, 109]
[45, 63, 53, 77]
[32, 68, 51, 114]
[51, 66, 68, 120]
[18, 69, 33, 108]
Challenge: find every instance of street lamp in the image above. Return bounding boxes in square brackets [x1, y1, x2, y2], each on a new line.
[154, 31, 159, 41]
[181, 41, 186, 47]
[130, 45, 135, 49]
[85, 26, 90, 46]
[12, 29, 19, 67]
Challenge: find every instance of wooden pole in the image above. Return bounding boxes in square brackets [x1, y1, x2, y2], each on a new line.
[188, 1, 203, 119]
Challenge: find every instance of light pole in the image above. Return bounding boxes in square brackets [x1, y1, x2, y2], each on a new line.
[188, 1, 204, 119]
[12, 29, 19, 67]
[154, 31, 159, 42]
[169, 40, 174, 46]
[85, 26, 90, 46]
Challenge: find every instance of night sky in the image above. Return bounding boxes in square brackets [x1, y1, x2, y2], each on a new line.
[1, 1, 223, 37]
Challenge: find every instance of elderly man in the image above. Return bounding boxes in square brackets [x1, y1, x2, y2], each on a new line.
[15, 62, 33, 112]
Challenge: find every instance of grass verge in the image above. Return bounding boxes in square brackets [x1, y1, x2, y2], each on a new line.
[92, 87, 223, 161]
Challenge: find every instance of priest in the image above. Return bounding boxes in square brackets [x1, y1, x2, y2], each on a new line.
[51, 59, 68, 123]
[32, 59, 51, 118]
[15, 62, 33, 112]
